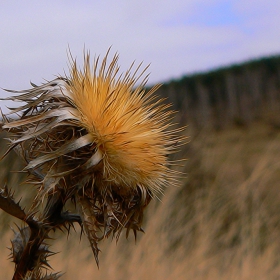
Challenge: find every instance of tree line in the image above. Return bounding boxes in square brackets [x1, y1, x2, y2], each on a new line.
[156, 56, 280, 129]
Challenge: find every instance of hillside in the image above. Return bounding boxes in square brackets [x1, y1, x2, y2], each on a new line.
[1, 55, 280, 279]
[157, 55, 280, 129]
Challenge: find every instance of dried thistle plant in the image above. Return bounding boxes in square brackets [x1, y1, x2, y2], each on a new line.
[0, 49, 184, 279]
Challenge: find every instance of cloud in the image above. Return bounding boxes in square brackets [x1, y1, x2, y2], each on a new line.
[0, 0, 279, 97]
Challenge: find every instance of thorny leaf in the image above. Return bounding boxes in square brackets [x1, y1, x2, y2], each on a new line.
[23, 271, 63, 280]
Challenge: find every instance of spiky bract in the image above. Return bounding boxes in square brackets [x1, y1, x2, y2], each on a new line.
[1, 49, 183, 264]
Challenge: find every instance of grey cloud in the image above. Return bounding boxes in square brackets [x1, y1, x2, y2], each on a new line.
[0, 0, 279, 94]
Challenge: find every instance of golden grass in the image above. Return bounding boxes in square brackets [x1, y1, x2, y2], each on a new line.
[1, 121, 280, 279]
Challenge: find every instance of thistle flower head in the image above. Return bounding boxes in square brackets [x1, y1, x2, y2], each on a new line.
[67, 51, 180, 194]
[1, 49, 184, 263]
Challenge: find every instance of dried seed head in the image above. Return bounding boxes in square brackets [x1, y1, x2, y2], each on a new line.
[1, 49, 185, 263]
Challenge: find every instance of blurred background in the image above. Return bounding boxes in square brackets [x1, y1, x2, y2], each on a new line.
[1, 1, 280, 279]
[1, 0, 280, 91]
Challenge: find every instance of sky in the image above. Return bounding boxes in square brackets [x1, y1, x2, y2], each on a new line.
[0, 0, 280, 98]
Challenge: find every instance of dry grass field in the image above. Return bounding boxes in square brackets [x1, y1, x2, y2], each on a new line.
[1, 121, 280, 279]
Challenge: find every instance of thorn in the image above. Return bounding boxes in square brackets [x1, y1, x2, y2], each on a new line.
[133, 229, 137, 242]
[41, 259, 53, 269]
[139, 227, 145, 233]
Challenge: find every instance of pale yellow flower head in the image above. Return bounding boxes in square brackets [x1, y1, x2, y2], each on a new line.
[67, 51, 181, 195]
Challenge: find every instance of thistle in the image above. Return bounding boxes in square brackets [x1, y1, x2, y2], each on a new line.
[0, 49, 184, 278]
